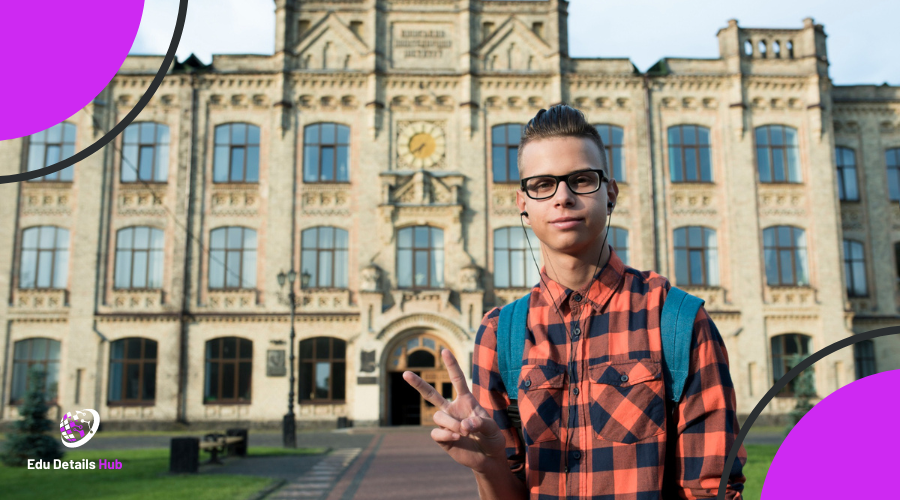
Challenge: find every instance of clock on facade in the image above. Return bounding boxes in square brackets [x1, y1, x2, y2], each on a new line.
[397, 121, 446, 169]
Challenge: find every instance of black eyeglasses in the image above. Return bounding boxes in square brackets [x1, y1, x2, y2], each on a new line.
[519, 168, 608, 200]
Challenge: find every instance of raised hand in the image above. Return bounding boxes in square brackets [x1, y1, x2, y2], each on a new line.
[402, 348, 508, 474]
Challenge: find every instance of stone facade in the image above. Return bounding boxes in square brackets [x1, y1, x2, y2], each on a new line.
[1, 0, 899, 429]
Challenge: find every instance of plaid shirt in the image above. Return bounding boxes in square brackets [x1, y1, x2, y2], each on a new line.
[472, 244, 747, 499]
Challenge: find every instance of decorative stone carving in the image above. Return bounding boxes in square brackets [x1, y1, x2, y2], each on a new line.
[758, 185, 806, 217]
[13, 289, 69, 310]
[210, 186, 259, 216]
[491, 183, 520, 216]
[207, 289, 259, 309]
[298, 289, 354, 312]
[117, 185, 167, 216]
[671, 187, 717, 216]
[764, 286, 817, 308]
[301, 184, 351, 216]
[679, 286, 728, 310]
[459, 263, 481, 292]
[849, 297, 877, 314]
[841, 204, 865, 229]
[110, 290, 165, 310]
[361, 264, 381, 292]
[390, 289, 453, 314]
[21, 185, 72, 216]
[380, 170, 463, 206]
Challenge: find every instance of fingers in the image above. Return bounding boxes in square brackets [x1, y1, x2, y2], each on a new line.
[433, 410, 463, 435]
[430, 426, 461, 443]
[402, 371, 450, 411]
[441, 348, 473, 399]
[462, 415, 500, 439]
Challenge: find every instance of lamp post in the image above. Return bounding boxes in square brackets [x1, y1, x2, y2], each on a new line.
[277, 269, 310, 448]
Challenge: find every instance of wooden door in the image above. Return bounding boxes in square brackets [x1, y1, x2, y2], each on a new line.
[420, 369, 457, 425]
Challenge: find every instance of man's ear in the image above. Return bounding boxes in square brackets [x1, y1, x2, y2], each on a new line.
[607, 178, 620, 210]
[515, 189, 529, 223]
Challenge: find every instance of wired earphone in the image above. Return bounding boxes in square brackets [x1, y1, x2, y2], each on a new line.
[518, 197, 615, 476]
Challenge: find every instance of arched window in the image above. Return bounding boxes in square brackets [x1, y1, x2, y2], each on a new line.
[204, 337, 252, 403]
[213, 123, 260, 183]
[771, 334, 814, 397]
[743, 40, 753, 57]
[787, 40, 794, 59]
[756, 125, 801, 183]
[854, 340, 877, 379]
[763, 226, 809, 286]
[299, 337, 346, 402]
[19, 226, 69, 289]
[121, 122, 170, 182]
[108, 338, 157, 405]
[843, 239, 867, 297]
[674, 226, 719, 286]
[492, 124, 523, 183]
[10, 338, 60, 404]
[209, 227, 257, 289]
[835, 147, 859, 201]
[609, 227, 629, 266]
[667, 125, 712, 182]
[397, 226, 444, 288]
[594, 124, 625, 182]
[493, 227, 540, 288]
[886, 148, 900, 201]
[115, 227, 164, 289]
[758, 40, 767, 58]
[303, 123, 350, 182]
[26, 122, 76, 182]
[773, 41, 782, 58]
[301, 227, 349, 288]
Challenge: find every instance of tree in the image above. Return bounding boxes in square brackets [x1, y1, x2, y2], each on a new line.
[1, 366, 64, 466]
[784, 353, 816, 437]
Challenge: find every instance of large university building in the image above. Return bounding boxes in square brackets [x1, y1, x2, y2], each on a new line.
[1, 0, 899, 429]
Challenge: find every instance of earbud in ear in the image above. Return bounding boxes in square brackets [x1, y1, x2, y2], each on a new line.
[607, 202, 614, 208]
[520, 211, 528, 217]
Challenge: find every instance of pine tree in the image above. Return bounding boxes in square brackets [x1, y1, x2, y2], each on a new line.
[1, 366, 64, 466]
[784, 353, 816, 437]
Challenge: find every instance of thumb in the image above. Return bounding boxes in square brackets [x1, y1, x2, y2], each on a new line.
[463, 415, 500, 438]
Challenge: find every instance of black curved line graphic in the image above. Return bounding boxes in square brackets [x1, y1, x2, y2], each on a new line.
[716, 325, 900, 499]
[0, 0, 189, 185]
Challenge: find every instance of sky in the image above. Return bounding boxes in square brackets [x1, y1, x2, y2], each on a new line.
[130, 0, 899, 86]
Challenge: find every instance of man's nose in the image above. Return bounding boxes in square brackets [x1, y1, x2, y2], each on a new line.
[552, 180, 577, 204]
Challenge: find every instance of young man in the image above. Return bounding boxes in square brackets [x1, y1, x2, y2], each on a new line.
[403, 104, 747, 499]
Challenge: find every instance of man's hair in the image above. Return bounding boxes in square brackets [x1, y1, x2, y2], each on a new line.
[517, 104, 609, 178]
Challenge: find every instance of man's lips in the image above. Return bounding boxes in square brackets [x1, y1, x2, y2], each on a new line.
[549, 217, 584, 229]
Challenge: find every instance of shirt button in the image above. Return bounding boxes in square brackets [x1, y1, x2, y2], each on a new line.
[572, 387, 579, 396]
[573, 327, 581, 336]
[572, 451, 582, 460]
[620, 374, 629, 383]
[573, 293, 582, 302]
[524, 379, 531, 387]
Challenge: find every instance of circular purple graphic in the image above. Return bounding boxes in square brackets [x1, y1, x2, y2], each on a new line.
[0, 2, 144, 140]
[762, 369, 900, 498]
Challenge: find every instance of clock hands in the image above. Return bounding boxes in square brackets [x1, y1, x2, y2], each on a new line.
[412, 141, 427, 155]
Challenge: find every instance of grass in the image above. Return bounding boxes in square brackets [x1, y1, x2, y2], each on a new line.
[0, 446, 327, 500]
[741, 444, 779, 500]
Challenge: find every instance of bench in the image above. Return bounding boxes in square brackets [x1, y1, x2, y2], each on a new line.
[169, 428, 248, 473]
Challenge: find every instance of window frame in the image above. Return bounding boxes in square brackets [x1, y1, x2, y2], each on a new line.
[843, 239, 868, 298]
[853, 339, 877, 380]
[208, 226, 257, 290]
[396, 226, 444, 289]
[120, 122, 170, 183]
[302, 123, 351, 183]
[114, 226, 165, 290]
[886, 148, 900, 202]
[609, 227, 629, 266]
[25, 123, 77, 182]
[212, 123, 261, 184]
[107, 337, 158, 406]
[300, 226, 349, 289]
[756, 124, 802, 184]
[10, 338, 61, 405]
[667, 124, 713, 183]
[203, 337, 253, 404]
[492, 226, 540, 289]
[835, 146, 859, 202]
[770, 333, 814, 398]
[763, 226, 809, 287]
[491, 124, 523, 183]
[18, 226, 69, 290]
[594, 124, 625, 182]
[299, 337, 346, 404]
[673, 226, 719, 287]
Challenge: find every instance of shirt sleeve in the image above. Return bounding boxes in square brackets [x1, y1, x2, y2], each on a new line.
[471, 306, 527, 481]
[669, 305, 748, 499]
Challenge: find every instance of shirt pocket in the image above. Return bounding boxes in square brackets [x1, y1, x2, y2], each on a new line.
[517, 363, 566, 445]
[587, 358, 667, 444]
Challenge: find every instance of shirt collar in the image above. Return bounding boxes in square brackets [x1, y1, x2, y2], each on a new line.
[535, 243, 626, 314]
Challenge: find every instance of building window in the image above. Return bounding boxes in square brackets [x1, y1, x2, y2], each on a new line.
[213, 123, 260, 183]
[594, 124, 625, 182]
[121, 122, 169, 183]
[886, 148, 900, 201]
[301, 227, 349, 288]
[397, 226, 444, 288]
[114, 227, 164, 289]
[771, 334, 814, 397]
[835, 147, 859, 201]
[108, 338, 157, 405]
[209, 227, 257, 289]
[609, 227, 629, 266]
[756, 125, 801, 183]
[894, 242, 900, 286]
[19, 226, 69, 289]
[492, 124, 523, 183]
[843, 239, 867, 297]
[674, 226, 719, 286]
[763, 226, 809, 286]
[10, 338, 60, 404]
[493, 227, 540, 288]
[204, 337, 252, 403]
[303, 123, 350, 183]
[667, 125, 712, 182]
[299, 337, 346, 402]
[854, 340, 877, 379]
[26, 123, 76, 182]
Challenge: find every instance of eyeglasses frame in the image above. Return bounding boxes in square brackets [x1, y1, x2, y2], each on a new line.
[519, 168, 609, 200]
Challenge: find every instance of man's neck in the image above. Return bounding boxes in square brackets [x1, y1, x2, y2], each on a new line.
[542, 240, 610, 292]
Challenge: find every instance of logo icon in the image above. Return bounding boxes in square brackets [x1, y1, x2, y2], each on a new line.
[59, 409, 100, 448]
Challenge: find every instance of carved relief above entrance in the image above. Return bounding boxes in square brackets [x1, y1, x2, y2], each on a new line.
[384, 332, 456, 426]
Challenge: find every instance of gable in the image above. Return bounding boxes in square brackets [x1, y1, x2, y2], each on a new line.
[476, 16, 555, 71]
[294, 12, 369, 70]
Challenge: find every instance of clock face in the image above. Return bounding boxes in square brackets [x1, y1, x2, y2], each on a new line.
[398, 122, 445, 168]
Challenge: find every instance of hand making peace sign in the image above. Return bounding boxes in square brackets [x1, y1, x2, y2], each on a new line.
[402, 348, 507, 474]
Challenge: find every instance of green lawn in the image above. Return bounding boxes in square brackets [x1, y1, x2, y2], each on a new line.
[0, 447, 326, 500]
[741, 444, 779, 500]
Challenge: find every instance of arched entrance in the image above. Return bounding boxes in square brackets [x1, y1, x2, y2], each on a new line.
[385, 332, 458, 426]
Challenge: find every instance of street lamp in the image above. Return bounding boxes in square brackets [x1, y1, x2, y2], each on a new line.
[277, 269, 310, 448]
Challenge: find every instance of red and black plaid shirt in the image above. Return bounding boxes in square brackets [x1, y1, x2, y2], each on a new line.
[472, 244, 747, 499]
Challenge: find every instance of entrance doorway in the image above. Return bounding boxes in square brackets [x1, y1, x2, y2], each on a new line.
[385, 333, 457, 426]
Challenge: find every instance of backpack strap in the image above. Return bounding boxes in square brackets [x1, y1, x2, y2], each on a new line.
[660, 286, 704, 403]
[497, 293, 531, 401]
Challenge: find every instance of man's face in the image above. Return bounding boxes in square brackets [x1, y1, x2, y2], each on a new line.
[515, 136, 619, 257]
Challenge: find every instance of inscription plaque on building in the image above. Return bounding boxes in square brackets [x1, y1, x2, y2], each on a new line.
[267, 349, 286, 376]
[391, 23, 454, 69]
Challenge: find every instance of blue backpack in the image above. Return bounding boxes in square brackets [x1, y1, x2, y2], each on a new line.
[496, 286, 703, 430]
